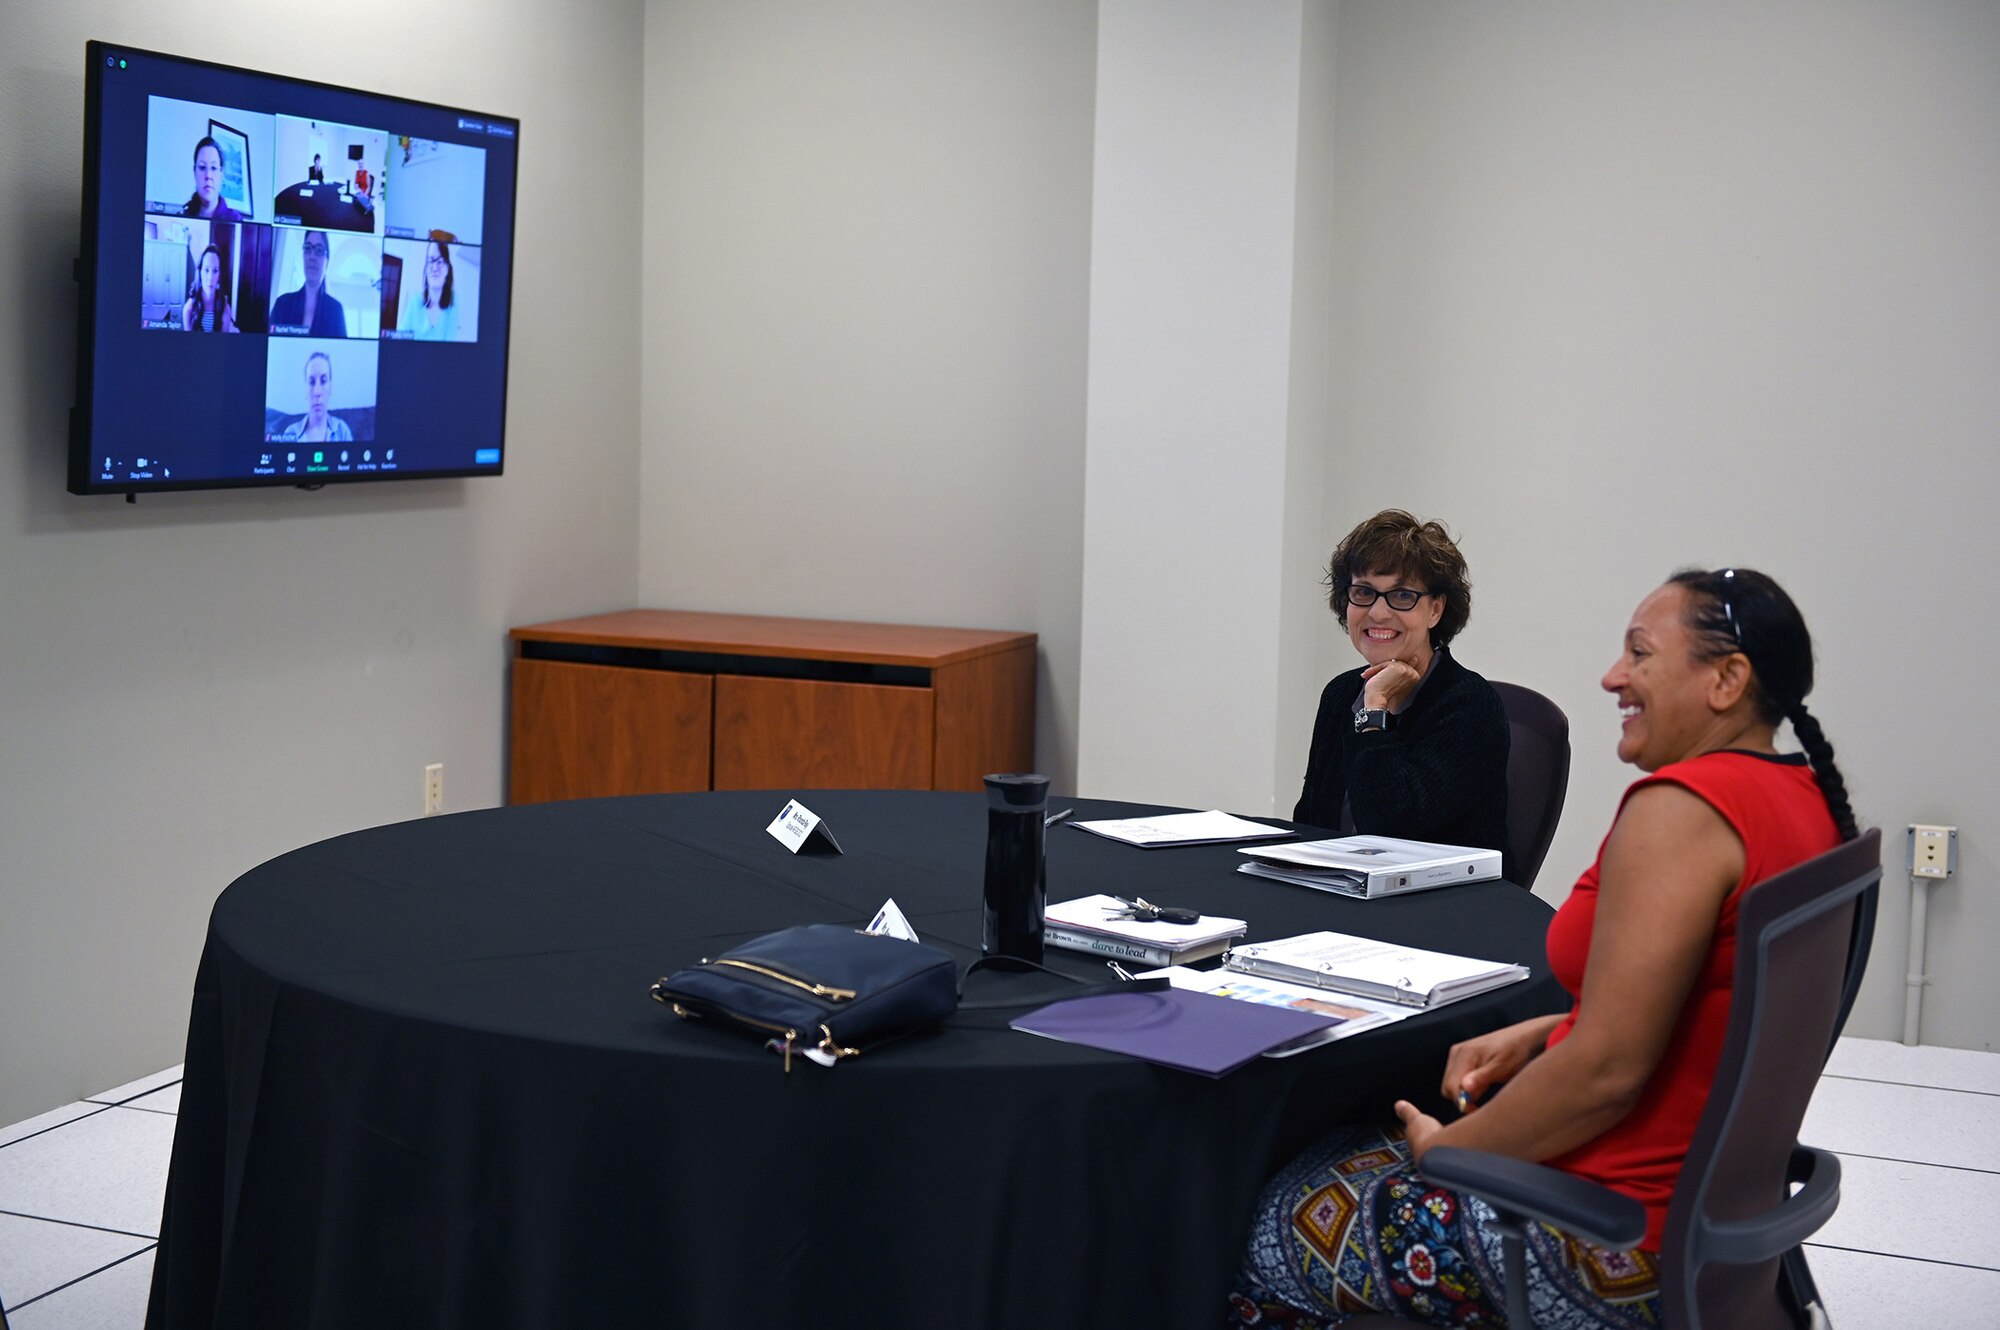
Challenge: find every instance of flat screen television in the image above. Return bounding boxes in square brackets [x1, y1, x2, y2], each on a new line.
[70, 41, 520, 495]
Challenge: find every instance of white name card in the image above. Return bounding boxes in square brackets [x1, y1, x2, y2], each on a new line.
[766, 799, 843, 855]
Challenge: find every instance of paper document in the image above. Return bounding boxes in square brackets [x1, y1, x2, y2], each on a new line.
[1068, 810, 1295, 849]
[1141, 966, 1404, 1056]
[1009, 987, 1340, 1076]
[1223, 931, 1529, 1008]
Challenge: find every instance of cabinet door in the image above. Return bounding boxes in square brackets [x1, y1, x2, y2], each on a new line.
[712, 675, 933, 790]
[509, 658, 712, 803]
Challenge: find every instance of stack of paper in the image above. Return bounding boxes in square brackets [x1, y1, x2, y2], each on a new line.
[1068, 810, 1295, 849]
[1223, 931, 1529, 1009]
[1044, 894, 1247, 968]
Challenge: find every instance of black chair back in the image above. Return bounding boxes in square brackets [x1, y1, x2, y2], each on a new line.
[1662, 828, 1883, 1330]
[1489, 681, 1570, 890]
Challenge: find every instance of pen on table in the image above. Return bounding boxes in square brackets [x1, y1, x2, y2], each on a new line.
[1045, 807, 1073, 828]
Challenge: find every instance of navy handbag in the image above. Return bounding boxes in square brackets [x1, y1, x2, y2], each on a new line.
[651, 924, 959, 1071]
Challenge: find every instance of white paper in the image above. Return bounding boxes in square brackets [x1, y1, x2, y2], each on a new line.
[1067, 810, 1294, 848]
[765, 799, 841, 854]
[863, 897, 920, 942]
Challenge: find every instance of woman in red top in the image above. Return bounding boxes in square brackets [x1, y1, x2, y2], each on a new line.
[1232, 568, 1857, 1329]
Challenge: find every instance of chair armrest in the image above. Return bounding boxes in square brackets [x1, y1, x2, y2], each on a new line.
[1417, 1147, 1648, 1251]
[1691, 1145, 1842, 1267]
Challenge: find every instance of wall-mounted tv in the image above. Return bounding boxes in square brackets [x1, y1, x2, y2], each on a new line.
[71, 41, 520, 495]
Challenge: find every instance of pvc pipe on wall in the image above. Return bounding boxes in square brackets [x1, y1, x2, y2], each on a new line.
[1903, 875, 1931, 1047]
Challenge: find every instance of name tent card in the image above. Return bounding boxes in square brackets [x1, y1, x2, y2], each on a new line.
[767, 799, 844, 855]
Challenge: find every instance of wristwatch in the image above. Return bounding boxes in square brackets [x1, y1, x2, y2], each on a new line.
[1354, 708, 1395, 733]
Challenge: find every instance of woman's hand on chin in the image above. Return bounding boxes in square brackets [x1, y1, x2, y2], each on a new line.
[1362, 658, 1424, 711]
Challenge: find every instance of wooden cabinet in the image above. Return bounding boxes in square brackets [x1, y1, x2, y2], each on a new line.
[508, 610, 1037, 804]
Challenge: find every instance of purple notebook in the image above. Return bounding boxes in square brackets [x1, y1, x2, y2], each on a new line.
[1010, 987, 1341, 1077]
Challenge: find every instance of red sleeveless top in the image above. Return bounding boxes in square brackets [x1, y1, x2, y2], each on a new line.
[1541, 750, 1839, 1249]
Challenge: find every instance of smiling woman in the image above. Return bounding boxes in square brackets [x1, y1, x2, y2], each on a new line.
[1292, 510, 1511, 871]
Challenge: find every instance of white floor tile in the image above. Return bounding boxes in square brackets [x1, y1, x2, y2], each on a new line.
[1812, 1154, 2000, 1268]
[6, 1246, 154, 1330]
[0, 1213, 152, 1311]
[0, 1105, 107, 1151]
[1803, 1243, 2000, 1330]
[1827, 1036, 2000, 1095]
[84, 1066, 183, 1107]
[122, 1084, 179, 1116]
[1803, 1076, 2000, 1173]
[0, 1107, 175, 1238]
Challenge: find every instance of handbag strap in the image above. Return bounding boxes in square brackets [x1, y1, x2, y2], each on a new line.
[956, 954, 1169, 1009]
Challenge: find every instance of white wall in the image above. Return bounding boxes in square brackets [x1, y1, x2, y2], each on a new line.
[0, 0, 645, 1124]
[1077, 0, 1311, 812]
[1319, 1, 2000, 1046]
[637, 0, 1098, 789]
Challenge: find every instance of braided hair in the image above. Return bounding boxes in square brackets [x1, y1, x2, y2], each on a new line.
[1669, 568, 1858, 840]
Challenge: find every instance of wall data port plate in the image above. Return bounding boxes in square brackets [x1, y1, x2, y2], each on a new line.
[1907, 824, 1957, 880]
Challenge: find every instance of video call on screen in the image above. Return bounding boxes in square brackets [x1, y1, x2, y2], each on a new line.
[83, 47, 518, 489]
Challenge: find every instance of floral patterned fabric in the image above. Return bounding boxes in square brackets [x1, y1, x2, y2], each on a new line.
[1231, 1124, 1661, 1329]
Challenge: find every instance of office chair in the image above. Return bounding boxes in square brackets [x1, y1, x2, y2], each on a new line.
[1350, 827, 1882, 1330]
[1488, 681, 1571, 890]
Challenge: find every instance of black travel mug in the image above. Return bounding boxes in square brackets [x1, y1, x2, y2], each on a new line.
[981, 773, 1048, 962]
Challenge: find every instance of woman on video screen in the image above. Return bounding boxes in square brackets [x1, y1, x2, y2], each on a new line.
[405, 240, 459, 342]
[270, 231, 348, 337]
[276, 351, 354, 445]
[181, 245, 238, 333]
[182, 137, 242, 222]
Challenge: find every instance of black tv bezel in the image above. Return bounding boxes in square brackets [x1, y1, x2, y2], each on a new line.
[71, 40, 522, 497]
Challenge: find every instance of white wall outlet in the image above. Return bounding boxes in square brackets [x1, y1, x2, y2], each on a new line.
[1907, 824, 1956, 879]
[424, 763, 444, 817]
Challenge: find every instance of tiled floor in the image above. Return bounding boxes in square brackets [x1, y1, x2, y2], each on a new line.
[1, 1039, 1995, 1326]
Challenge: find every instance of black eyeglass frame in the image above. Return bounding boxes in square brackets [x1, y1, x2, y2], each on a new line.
[1344, 585, 1433, 612]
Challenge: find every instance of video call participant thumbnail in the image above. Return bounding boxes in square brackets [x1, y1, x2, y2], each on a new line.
[270, 230, 347, 336]
[381, 236, 480, 343]
[265, 338, 377, 450]
[144, 97, 274, 222]
[182, 244, 239, 332]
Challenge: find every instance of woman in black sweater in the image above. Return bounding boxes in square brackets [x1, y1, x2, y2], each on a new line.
[1294, 510, 1511, 875]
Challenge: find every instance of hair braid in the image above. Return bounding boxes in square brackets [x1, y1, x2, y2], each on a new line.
[1787, 702, 1858, 841]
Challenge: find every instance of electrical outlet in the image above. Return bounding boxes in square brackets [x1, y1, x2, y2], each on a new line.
[425, 763, 444, 817]
[1907, 824, 1956, 879]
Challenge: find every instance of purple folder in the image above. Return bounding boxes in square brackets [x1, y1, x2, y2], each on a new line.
[1010, 987, 1340, 1077]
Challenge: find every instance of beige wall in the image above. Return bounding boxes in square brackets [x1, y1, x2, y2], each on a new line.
[0, 0, 645, 1124]
[637, 0, 1098, 789]
[1314, 1, 2000, 1046]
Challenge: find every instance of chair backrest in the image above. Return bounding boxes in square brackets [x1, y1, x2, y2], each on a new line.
[1660, 829, 1883, 1330]
[1488, 681, 1570, 890]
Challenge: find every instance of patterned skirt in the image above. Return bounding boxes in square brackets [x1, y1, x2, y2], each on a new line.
[1231, 1124, 1662, 1329]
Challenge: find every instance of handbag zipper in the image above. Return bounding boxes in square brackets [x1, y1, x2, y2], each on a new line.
[660, 996, 802, 1073]
[709, 958, 857, 1001]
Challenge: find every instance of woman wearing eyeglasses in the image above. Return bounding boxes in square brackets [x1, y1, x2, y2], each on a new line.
[404, 240, 459, 342]
[1293, 509, 1511, 872]
[269, 230, 348, 338]
[1235, 568, 1855, 1328]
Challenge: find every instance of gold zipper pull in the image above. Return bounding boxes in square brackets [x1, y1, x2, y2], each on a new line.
[818, 1024, 859, 1061]
[782, 1031, 795, 1073]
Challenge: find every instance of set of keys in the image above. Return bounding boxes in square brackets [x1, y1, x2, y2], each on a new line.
[1103, 894, 1201, 926]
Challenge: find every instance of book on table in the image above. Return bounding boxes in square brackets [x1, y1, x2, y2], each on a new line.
[1066, 809, 1295, 849]
[1221, 931, 1529, 1009]
[1043, 894, 1247, 968]
[1237, 834, 1502, 898]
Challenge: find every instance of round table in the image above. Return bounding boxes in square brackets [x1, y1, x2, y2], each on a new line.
[146, 791, 1565, 1329]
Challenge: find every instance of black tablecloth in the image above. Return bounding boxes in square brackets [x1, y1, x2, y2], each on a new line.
[146, 791, 1566, 1329]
